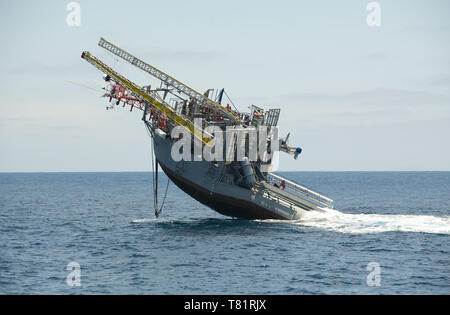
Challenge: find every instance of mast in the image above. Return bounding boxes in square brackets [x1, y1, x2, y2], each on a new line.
[80, 51, 212, 145]
[98, 38, 240, 123]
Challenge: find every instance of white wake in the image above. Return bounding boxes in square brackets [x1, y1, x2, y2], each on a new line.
[295, 208, 450, 234]
[133, 209, 450, 235]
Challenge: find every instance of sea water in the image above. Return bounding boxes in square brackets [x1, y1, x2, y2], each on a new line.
[0, 172, 449, 294]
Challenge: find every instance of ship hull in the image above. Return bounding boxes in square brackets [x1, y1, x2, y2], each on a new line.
[152, 129, 318, 220]
[159, 161, 286, 220]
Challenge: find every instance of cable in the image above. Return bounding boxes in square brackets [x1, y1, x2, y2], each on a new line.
[145, 123, 170, 217]
[66, 81, 103, 93]
[223, 89, 240, 113]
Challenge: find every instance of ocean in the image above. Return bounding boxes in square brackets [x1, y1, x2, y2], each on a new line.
[0, 172, 449, 294]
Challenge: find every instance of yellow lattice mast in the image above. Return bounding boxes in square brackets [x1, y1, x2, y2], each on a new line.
[81, 51, 212, 145]
[97, 38, 240, 123]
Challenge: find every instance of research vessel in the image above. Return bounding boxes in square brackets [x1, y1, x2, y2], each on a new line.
[81, 38, 334, 220]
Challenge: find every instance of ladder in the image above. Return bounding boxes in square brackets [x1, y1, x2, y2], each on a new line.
[81, 51, 211, 145]
[98, 38, 240, 123]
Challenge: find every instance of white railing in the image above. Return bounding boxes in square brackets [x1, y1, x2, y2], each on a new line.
[267, 173, 333, 208]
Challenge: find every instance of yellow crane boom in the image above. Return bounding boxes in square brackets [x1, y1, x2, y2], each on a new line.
[80, 51, 211, 145]
[98, 37, 240, 122]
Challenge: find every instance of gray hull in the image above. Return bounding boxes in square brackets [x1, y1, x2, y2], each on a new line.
[152, 129, 326, 220]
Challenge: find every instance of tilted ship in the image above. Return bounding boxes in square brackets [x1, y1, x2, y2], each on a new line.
[81, 38, 333, 220]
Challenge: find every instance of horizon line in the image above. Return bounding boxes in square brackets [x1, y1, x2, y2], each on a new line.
[1, 170, 450, 174]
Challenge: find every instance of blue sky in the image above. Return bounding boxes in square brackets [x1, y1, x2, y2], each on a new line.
[1, 0, 449, 171]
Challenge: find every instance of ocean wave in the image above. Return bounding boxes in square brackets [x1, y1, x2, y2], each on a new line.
[295, 208, 450, 234]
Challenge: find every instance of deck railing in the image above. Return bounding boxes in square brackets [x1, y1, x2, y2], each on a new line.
[266, 173, 333, 208]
